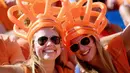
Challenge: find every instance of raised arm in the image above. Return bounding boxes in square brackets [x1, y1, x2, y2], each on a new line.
[120, 24, 130, 51]
[0, 65, 24, 73]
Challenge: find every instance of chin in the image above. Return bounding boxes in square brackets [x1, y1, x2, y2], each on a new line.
[43, 56, 56, 60]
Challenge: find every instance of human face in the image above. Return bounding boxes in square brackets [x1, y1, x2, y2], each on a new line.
[70, 35, 97, 62]
[33, 28, 61, 60]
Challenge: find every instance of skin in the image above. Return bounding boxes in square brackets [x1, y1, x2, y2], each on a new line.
[33, 28, 62, 73]
[119, 4, 130, 26]
[33, 28, 61, 60]
[70, 35, 97, 62]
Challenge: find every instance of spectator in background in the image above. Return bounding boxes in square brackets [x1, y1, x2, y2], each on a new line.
[0, 0, 16, 33]
[4, 30, 29, 60]
[0, 34, 25, 65]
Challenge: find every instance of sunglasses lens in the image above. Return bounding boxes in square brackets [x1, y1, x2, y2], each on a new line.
[81, 37, 90, 45]
[51, 36, 60, 44]
[38, 36, 48, 46]
[70, 44, 79, 52]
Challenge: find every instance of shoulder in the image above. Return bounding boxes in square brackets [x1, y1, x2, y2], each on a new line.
[0, 64, 24, 73]
[107, 36, 126, 59]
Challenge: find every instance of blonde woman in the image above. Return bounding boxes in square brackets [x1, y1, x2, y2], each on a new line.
[62, 0, 130, 73]
[0, 0, 75, 73]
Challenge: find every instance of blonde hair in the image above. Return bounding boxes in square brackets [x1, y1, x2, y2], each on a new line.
[76, 36, 117, 73]
[24, 28, 67, 73]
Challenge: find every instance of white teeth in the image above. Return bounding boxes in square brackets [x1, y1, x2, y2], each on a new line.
[83, 50, 89, 55]
[44, 50, 55, 53]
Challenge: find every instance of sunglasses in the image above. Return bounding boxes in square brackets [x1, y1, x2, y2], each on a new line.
[70, 36, 90, 52]
[37, 36, 60, 46]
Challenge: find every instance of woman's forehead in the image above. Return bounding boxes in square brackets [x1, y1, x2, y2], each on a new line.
[34, 28, 59, 38]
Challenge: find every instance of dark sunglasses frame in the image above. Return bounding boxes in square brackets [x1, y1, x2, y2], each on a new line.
[70, 36, 91, 52]
[37, 36, 61, 46]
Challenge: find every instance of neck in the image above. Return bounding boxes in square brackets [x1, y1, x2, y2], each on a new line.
[40, 60, 56, 73]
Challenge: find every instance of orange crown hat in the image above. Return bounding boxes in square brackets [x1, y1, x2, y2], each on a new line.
[61, 0, 108, 47]
[7, 0, 69, 44]
[7, 0, 71, 66]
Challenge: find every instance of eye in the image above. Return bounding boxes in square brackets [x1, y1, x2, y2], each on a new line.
[38, 36, 48, 46]
[51, 36, 60, 44]
[70, 44, 79, 52]
[81, 37, 90, 45]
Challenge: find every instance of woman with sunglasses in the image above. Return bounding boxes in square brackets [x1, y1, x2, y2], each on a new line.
[0, 0, 75, 73]
[62, 0, 130, 73]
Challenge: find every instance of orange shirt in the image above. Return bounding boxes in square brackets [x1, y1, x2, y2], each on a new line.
[107, 36, 130, 73]
[22, 65, 74, 73]
[17, 38, 29, 60]
[0, 34, 25, 65]
[0, 0, 14, 31]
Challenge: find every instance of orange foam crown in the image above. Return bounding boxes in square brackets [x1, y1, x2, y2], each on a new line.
[61, 0, 108, 47]
[8, 0, 66, 44]
[7, 0, 107, 46]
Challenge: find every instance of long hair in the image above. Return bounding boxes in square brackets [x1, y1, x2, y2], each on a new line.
[76, 36, 117, 73]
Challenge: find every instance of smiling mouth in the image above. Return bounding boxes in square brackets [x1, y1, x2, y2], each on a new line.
[44, 50, 56, 53]
[81, 49, 90, 56]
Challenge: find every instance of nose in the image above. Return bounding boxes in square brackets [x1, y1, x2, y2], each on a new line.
[79, 44, 88, 51]
[46, 39, 54, 46]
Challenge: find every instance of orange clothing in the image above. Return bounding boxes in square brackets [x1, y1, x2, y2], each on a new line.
[0, 34, 25, 65]
[17, 38, 29, 60]
[0, 0, 14, 31]
[22, 65, 74, 73]
[100, 29, 115, 38]
[107, 36, 130, 73]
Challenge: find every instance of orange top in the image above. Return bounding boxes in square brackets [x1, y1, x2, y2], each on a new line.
[107, 36, 130, 73]
[100, 29, 115, 38]
[0, 0, 14, 31]
[0, 34, 25, 65]
[17, 38, 29, 60]
[22, 65, 73, 73]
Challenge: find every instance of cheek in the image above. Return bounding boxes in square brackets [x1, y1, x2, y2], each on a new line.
[34, 44, 43, 56]
[56, 45, 62, 55]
